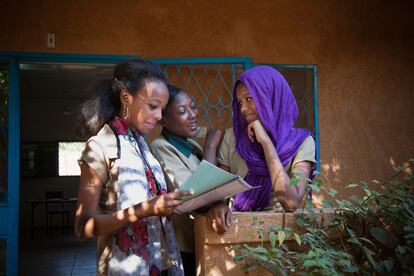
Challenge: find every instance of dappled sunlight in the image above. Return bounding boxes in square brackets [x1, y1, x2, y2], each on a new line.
[75, 202, 83, 216]
[311, 166, 334, 207]
[403, 161, 412, 175]
[312, 193, 326, 208]
[225, 248, 239, 269]
[118, 206, 132, 220]
[203, 249, 242, 276]
[390, 157, 412, 175]
[321, 157, 341, 176]
[208, 266, 226, 276]
[58, 142, 85, 176]
[320, 157, 343, 190]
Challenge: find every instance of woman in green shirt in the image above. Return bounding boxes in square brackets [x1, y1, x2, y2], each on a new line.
[150, 84, 222, 276]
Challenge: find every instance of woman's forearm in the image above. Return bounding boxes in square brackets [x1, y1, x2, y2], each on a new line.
[76, 189, 190, 239]
[202, 129, 224, 165]
[75, 201, 152, 239]
[203, 145, 218, 165]
[260, 139, 304, 211]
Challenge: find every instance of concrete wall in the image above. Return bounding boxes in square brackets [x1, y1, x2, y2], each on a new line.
[1, 0, 413, 208]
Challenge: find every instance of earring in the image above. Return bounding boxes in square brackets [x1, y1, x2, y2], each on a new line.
[122, 104, 129, 120]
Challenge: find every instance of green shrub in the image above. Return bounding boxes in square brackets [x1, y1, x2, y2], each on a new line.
[231, 159, 414, 275]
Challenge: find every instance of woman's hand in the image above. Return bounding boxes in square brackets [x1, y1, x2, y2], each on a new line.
[204, 128, 224, 148]
[75, 163, 192, 239]
[247, 120, 271, 144]
[206, 201, 232, 234]
[203, 128, 224, 164]
[146, 190, 193, 217]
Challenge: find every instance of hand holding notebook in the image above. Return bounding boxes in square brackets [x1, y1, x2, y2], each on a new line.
[174, 160, 254, 214]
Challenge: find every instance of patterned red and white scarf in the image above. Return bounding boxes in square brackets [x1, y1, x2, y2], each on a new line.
[107, 117, 183, 276]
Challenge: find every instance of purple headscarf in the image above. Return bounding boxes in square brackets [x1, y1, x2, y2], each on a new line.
[232, 66, 312, 211]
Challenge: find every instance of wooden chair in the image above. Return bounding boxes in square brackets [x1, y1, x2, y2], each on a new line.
[44, 191, 70, 235]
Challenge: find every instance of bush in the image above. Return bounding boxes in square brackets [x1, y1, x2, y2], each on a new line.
[231, 159, 414, 275]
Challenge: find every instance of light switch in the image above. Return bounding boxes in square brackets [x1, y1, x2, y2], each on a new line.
[47, 33, 55, 48]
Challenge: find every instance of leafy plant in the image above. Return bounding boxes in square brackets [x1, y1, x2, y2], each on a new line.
[231, 159, 414, 275]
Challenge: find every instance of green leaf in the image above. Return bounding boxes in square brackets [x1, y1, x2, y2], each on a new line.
[347, 183, 359, 188]
[392, 166, 402, 172]
[350, 195, 363, 204]
[370, 227, 390, 246]
[362, 246, 376, 264]
[296, 217, 305, 227]
[251, 246, 268, 254]
[347, 236, 361, 246]
[397, 245, 406, 254]
[307, 250, 317, 258]
[254, 254, 269, 262]
[383, 259, 394, 272]
[327, 188, 338, 197]
[337, 259, 351, 267]
[269, 231, 276, 248]
[294, 233, 302, 246]
[403, 225, 414, 232]
[322, 199, 333, 208]
[404, 233, 414, 239]
[312, 178, 322, 187]
[359, 237, 375, 247]
[343, 265, 359, 273]
[278, 231, 286, 246]
[302, 259, 318, 268]
[233, 255, 244, 262]
[251, 216, 264, 226]
[289, 175, 300, 186]
[308, 184, 321, 193]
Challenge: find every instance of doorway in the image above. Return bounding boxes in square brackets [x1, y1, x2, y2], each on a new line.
[19, 61, 116, 275]
[0, 52, 138, 276]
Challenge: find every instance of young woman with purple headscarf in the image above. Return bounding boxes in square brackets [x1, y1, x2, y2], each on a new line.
[207, 66, 316, 234]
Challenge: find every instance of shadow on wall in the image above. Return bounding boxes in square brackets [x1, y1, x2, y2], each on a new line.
[314, 156, 413, 206]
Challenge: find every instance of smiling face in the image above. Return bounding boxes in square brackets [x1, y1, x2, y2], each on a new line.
[235, 83, 259, 124]
[122, 80, 169, 134]
[161, 90, 199, 138]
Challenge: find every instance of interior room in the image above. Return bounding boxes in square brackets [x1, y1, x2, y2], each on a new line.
[19, 62, 114, 275]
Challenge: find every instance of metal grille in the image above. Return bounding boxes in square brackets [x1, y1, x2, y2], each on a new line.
[146, 60, 248, 142]
[160, 63, 245, 130]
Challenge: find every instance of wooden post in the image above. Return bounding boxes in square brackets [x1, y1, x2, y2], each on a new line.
[194, 209, 336, 276]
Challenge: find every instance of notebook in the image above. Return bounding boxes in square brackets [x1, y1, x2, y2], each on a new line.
[174, 160, 254, 214]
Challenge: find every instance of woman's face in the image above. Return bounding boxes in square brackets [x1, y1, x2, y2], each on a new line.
[124, 80, 169, 134]
[235, 83, 259, 124]
[161, 91, 199, 138]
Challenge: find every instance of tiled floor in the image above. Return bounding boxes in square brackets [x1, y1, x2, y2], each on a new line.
[19, 229, 96, 276]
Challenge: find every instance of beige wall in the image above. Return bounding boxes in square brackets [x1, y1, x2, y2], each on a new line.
[1, 0, 413, 201]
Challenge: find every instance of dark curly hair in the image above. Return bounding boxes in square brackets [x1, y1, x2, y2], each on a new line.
[77, 59, 166, 138]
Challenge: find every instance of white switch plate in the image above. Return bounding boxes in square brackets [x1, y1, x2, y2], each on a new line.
[47, 33, 55, 48]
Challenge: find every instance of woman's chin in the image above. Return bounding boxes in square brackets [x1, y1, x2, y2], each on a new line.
[245, 116, 259, 124]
